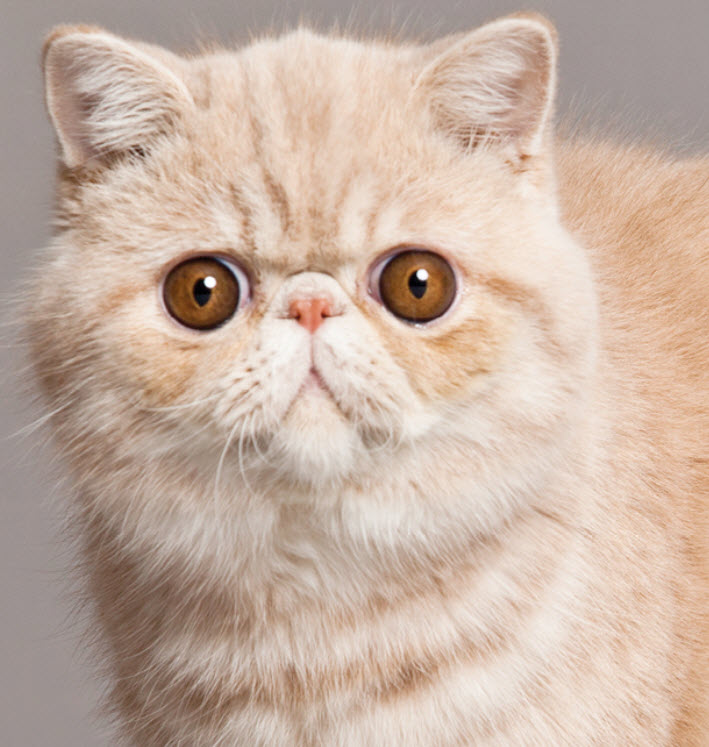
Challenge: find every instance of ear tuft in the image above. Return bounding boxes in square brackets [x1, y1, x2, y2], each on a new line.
[415, 14, 558, 157]
[42, 26, 194, 168]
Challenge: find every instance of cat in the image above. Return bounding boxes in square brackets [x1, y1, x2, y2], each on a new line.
[26, 11, 708, 745]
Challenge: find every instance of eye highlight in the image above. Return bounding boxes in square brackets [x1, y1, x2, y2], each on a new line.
[375, 249, 456, 323]
[162, 257, 246, 330]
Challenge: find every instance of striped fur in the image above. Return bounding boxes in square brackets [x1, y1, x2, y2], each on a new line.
[26, 15, 708, 745]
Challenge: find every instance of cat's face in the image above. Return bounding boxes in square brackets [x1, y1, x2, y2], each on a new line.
[32, 17, 596, 499]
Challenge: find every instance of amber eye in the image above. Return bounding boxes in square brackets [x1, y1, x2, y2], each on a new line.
[162, 257, 245, 330]
[377, 249, 456, 323]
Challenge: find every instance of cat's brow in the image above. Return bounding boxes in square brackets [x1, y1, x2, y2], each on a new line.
[259, 165, 290, 234]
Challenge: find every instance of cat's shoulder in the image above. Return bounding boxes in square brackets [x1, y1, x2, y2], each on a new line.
[557, 137, 709, 255]
[556, 137, 709, 319]
[556, 137, 708, 438]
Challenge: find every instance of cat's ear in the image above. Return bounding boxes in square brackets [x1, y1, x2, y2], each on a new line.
[42, 26, 194, 168]
[414, 14, 557, 159]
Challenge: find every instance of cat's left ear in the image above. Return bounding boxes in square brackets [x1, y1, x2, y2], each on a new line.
[42, 25, 194, 168]
[414, 13, 557, 161]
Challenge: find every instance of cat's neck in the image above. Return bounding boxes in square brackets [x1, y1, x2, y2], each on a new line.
[81, 406, 597, 620]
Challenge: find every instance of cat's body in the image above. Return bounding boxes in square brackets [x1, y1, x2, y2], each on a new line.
[28, 15, 708, 745]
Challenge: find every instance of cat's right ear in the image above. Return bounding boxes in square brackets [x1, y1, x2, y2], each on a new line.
[42, 26, 194, 168]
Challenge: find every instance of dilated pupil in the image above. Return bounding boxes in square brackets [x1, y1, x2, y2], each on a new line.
[408, 268, 429, 299]
[193, 277, 214, 307]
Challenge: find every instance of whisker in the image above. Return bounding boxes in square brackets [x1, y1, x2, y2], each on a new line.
[246, 412, 269, 465]
[9, 399, 73, 440]
[212, 418, 241, 510]
[135, 393, 223, 414]
[236, 412, 259, 499]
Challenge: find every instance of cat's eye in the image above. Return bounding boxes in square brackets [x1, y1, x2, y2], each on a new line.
[375, 249, 456, 323]
[162, 256, 247, 330]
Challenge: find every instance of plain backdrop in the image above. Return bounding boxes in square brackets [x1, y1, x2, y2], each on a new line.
[1, 1, 707, 744]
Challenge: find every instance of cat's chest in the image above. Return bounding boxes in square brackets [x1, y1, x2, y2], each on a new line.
[142, 537, 640, 744]
[88, 470, 676, 745]
[138, 510, 677, 746]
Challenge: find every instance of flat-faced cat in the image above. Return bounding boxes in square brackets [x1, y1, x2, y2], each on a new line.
[27, 12, 708, 745]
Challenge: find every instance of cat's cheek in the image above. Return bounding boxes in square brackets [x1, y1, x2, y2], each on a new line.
[94, 298, 232, 410]
[241, 320, 313, 421]
[311, 318, 435, 445]
[355, 295, 513, 404]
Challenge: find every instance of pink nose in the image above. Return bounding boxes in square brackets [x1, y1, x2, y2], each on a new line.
[288, 297, 333, 333]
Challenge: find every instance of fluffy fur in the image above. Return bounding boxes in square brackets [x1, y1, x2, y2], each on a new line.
[26, 13, 708, 745]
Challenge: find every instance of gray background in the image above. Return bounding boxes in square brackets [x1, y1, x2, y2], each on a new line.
[1, 1, 707, 744]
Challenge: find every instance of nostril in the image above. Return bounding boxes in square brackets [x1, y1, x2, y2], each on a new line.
[288, 297, 333, 333]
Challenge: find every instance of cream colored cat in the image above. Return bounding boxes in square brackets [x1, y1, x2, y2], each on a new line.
[28, 12, 708, 745]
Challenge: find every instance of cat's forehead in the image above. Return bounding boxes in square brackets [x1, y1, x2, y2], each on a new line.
[195, 31, 420, 141]
[170, 33, 489, 268]
[68, 30, 514, 276]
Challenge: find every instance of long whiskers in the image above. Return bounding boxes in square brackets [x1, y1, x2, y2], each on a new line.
[9, 399, 73, 441]
[212, 418, 241, 511]
[135, 392, 223, 414]
[236, 412, 259, 499]
[245, 411, 269, 465]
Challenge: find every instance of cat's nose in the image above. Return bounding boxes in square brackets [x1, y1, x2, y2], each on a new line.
[288, 297, 333, 333]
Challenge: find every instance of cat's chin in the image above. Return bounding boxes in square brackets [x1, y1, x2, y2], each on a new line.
[267, 387, 360, 485]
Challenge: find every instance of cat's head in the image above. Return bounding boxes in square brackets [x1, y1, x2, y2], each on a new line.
[30, 15, 596, 505]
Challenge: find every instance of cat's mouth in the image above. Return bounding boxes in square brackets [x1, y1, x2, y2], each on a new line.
[277, 364, 352, 439]
[299, 367, 333, 398]
[286, 364, 351, 422]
